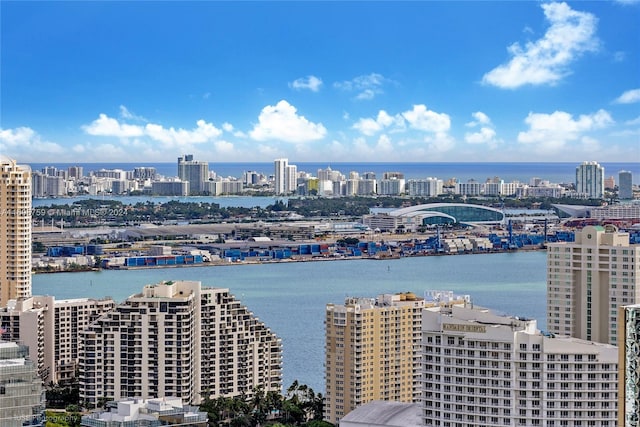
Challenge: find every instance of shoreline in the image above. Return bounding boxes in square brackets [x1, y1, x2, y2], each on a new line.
[32, 245, 546, 274]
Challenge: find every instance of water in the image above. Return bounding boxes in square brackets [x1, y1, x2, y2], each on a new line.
[32, 251, 547, 392]
[28, 161, 640, 185]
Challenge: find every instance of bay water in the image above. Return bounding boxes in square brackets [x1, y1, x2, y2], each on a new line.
[32, 251, 547, 393]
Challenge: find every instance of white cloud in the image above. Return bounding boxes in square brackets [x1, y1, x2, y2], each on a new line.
[334, 73, 392, 100]
[214, 140, 234, 153]
[83, 113, 145, 137]
[289, 75, 323, 92]
[517, 109, 613, 153]
[353, 110, 403, 136]
[625, 116, 640, 126]
[614, 88, 640, 104]
[119, 105, 147, 122]
[144, 120, 222, 146]
[483, 2, 599, 89]
[424, 132, 456, 153]
[83, 114, 223, 148]
[465, 127, 497, 145]
[466, 111, 492, 127]
[0, 127, 66, 160]
[402, 104, 451, 133]
[249, 100, 327, 143]
[464, 112, 500, 148]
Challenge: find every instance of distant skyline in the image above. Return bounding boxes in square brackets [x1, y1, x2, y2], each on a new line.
[1, 1, 639, 163]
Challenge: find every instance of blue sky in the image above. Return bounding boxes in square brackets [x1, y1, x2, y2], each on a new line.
[1, 1, 639, 163]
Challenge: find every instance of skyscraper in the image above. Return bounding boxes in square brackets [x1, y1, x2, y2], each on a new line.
[79, 280, 282, 408]
[546, 225, 640, 345]
[324, 292, 466, 424]
[421, 304, 619, 427]
[575, 161, 604, 199]
[0, 156, 32, 307]
[618, 304, 640, 427]
[619, 170, 633, 200]
[274, 158, 287, 195]
[0, 342, 45, 427]
[273, 158, 298, 195]
[178, 154, 209, 195]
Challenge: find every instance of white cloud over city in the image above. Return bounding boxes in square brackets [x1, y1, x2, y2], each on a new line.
[483, 2, 599, 89]
[517, 109, 613, 154]
[249, 100, 327, 143]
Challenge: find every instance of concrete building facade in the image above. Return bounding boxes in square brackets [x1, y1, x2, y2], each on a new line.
[0, 156, 32, 307]
[575, 161, 604, 199]
[0, 342, 45, 427]
[0, 296, 115, 384]
[324, 293, 426, 424]
[618, 304, 640, 427]
[619, 170, 633, 200]
[421, 305, 619, 427]
[546, 225, 640, 345]
[79, 280, 282, 408]
[80, 396, 207, 427]
[178, 154, 208, 195]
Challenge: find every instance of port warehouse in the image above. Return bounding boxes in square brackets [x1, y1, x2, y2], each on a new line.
[43, 229, 640, 268]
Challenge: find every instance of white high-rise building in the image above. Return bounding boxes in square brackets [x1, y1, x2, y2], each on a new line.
[0, 296, 115, 384]
[178, 154, 209, 195]
[286, 164, 298, 194]
[0, 156, 32, 307]
[422, 304, 619, 427]
[0, 342, 45, 427]
[408, 178, 443, 197]
[575, 161, 604, 199]
[618, 304, 640, 427]
[619, 170, 633, 200]
[79, 280, 282, 408]
[274, 158, 288, 195]
[547, 225, 640, 346]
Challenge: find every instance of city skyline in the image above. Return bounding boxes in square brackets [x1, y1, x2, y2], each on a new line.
[1, 1, 639, 164]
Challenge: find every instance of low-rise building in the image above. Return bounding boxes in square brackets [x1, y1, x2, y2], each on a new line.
[80, 397, 207, 427]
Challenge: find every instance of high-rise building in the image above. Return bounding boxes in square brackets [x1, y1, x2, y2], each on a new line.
[274, 158, 297, 195]
[178, 154, 209, 195]
[575, 161, 604, 199]
[619, 170, 633, 200]
[421, 304, 619, 427]
[408, 178, 443, 197]
[274, 158, 288, 195]
[0, 156, 32, 307]
[618, 304, 640, 427]
[546, 225, 640, 345]
[0, 296, 115, 384]
[67, 166, 83, 179]
[0, 342, 45, 427]
[79, 280, 282, 408]
[324, 292, 467, 424]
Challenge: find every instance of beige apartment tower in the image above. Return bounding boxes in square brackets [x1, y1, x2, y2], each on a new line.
[324, 292, 448, 424]
[0, 156, 32, 307]
[547, 225, 640, 345]
[79, 280, 282, 408]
